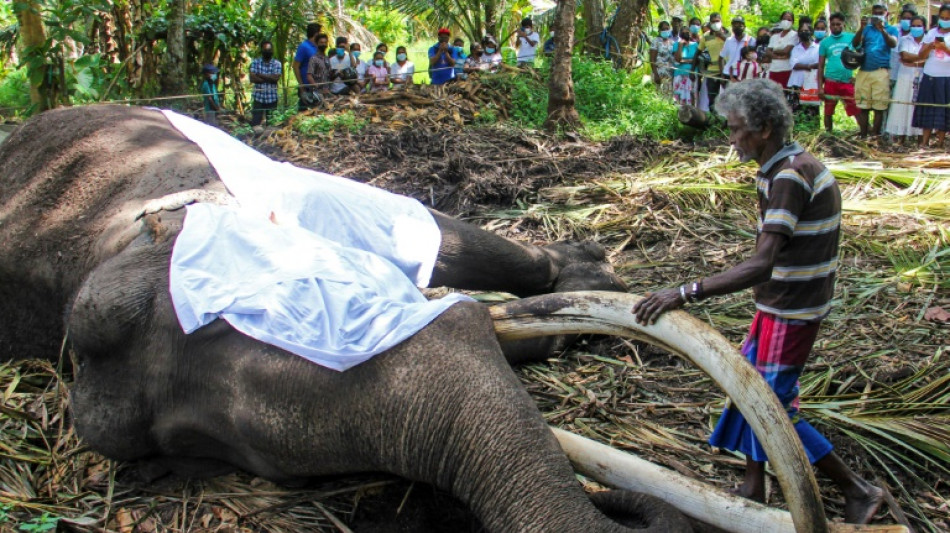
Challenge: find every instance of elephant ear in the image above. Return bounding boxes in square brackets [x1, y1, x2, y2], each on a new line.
[489, 291, 828, 533]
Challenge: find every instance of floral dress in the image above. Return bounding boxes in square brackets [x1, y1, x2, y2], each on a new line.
[672, 40, 698, 105]
[651, 36, 675, 83]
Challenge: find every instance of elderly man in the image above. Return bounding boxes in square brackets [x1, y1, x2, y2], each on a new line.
[633, 79, 883, 525]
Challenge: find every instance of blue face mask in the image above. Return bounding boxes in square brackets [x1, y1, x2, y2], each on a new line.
[660, 30, 672, 39]
[940, 19, 950, 29]
[690, 24, 701, 34]
[397, 53, 407, 61]
[336, 48, 346, 57]
[352, 51, 361, 59]
[900, 19, 911, 31]
[910, 26, 925, 37]
[209, 74, 217, 82]
[486, 47, 496, 54]
[374, 59, 384, 66]
[814, 30, 827, 39]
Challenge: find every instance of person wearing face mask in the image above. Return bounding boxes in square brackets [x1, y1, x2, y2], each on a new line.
[453, 38, 468, 80]
[249, 41, 282, 127]
[818, 13, 859, 133]
[349, 43, 369, 93]
[698, 13, 728, 112]
[735, 46, 762, 80]
[789, 24, 821, 119]
[329, 37, 355, 95]
[813, 19, 828, 42]
[306, 34, 332, 100]
[768, 11, 800, 91]
[367, 51, 390, 92]
[885, 15, 926, 144]
[891, 6, 917, 86]
[429, 28, 458, 85]
[464, 43, 488, 74]
[688, 17, 702, 39]
[481, 37, 503, 73]
[852, 4, 899, 138]
[650, 21, 676, 92]
[390, 46, 415, 89]
[723, 16, 755, 82]
[672, 29, 699, 105]
[911, 4, 950, 148]
[200, 64, 221, 126]
[515, 18, 539, 66]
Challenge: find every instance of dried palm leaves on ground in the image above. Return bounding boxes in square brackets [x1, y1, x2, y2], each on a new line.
[0, 125, 947, 532]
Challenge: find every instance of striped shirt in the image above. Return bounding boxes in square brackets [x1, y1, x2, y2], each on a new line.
[250, 57, 282, 104]
[754, 142, 841, 321]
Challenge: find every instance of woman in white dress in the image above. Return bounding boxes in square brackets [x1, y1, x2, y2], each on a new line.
[886, 15, 926, 144]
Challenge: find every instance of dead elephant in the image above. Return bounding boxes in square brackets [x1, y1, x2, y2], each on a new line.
[0, 106, 695, 532]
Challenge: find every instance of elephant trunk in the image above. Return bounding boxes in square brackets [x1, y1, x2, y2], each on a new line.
[591, 490, 693, 531]
[363, 301, 688, 533]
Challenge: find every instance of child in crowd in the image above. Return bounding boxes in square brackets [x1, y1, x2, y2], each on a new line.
[200, 64, 221, 126]
[672, 30, 699, 105]
[735, 46, 762, 80]
[367, 51, 390, 92]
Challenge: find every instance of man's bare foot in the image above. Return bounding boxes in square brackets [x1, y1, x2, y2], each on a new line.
[728, 484, 765, 504]
[843, 484, 884, 524]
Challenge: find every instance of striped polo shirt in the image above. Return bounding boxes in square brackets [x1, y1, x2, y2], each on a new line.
[754, 142, 841, 321]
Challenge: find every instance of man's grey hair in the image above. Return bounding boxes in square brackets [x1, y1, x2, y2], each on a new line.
[715, 79, 794, 141]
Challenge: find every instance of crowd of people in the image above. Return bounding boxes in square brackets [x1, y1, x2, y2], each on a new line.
[649, 4, 950, 148]
[220, 21, 546, 126]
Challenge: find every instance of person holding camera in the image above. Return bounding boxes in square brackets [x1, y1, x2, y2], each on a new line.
[851, 4, 899, 137]
[911, 3, 950, 148]
[515, 18, 539, 67]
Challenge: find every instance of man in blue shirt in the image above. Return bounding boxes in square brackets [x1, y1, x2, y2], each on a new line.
[429, 28, 459, 85]
[852, 4, 898, 137]
[292, 22, 321, 111]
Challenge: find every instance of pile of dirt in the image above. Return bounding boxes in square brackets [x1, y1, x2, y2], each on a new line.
[248, 124, 674, 217]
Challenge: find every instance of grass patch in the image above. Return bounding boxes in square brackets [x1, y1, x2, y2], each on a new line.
[294, 111, 366, 137]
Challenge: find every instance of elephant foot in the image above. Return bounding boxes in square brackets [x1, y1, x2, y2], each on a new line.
[590, 489, 693, 532]
[543, 242, 628, 293]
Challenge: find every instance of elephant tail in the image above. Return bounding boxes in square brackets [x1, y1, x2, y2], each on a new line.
[590, 490, 694, 532]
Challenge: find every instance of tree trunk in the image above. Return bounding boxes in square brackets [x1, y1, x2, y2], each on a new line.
[544, 0, 581, 131]
[610, 0, 649, 69]
[484, 0, 497, 41]
[14, 1, 49, 111]
[581, 0, 605, 55]
[162, 0, 188, 99]
[832, 0, 861, 28]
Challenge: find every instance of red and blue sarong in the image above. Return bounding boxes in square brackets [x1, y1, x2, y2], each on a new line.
[709, 311, 833, 463]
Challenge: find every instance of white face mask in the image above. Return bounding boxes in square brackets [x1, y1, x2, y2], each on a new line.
[779, 19, 792, 31]
[710, 22, 722, 31]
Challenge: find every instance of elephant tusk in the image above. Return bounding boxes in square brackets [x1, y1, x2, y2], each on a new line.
[489, 291, 828, 533]
[551, 428, 907, 533]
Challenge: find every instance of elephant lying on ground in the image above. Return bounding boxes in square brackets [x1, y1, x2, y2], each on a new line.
[0, 106, 691, 532]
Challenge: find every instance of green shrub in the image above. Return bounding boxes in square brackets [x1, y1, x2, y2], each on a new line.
[0, 68, 32, 115]
[294, 111, 366, 136]
[499, 57, 678, 140]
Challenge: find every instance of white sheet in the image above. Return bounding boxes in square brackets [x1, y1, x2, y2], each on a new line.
[161, 110, 472, 371]
[161, 109, 441, 287]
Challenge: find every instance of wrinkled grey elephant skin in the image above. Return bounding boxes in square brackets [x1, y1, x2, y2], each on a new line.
[0, 106, 689, 532]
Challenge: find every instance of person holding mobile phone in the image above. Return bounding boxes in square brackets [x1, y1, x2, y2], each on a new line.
[885, 15, 927, 144]
[851, 4, 899, 138]
[911, 3, 950, 148]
